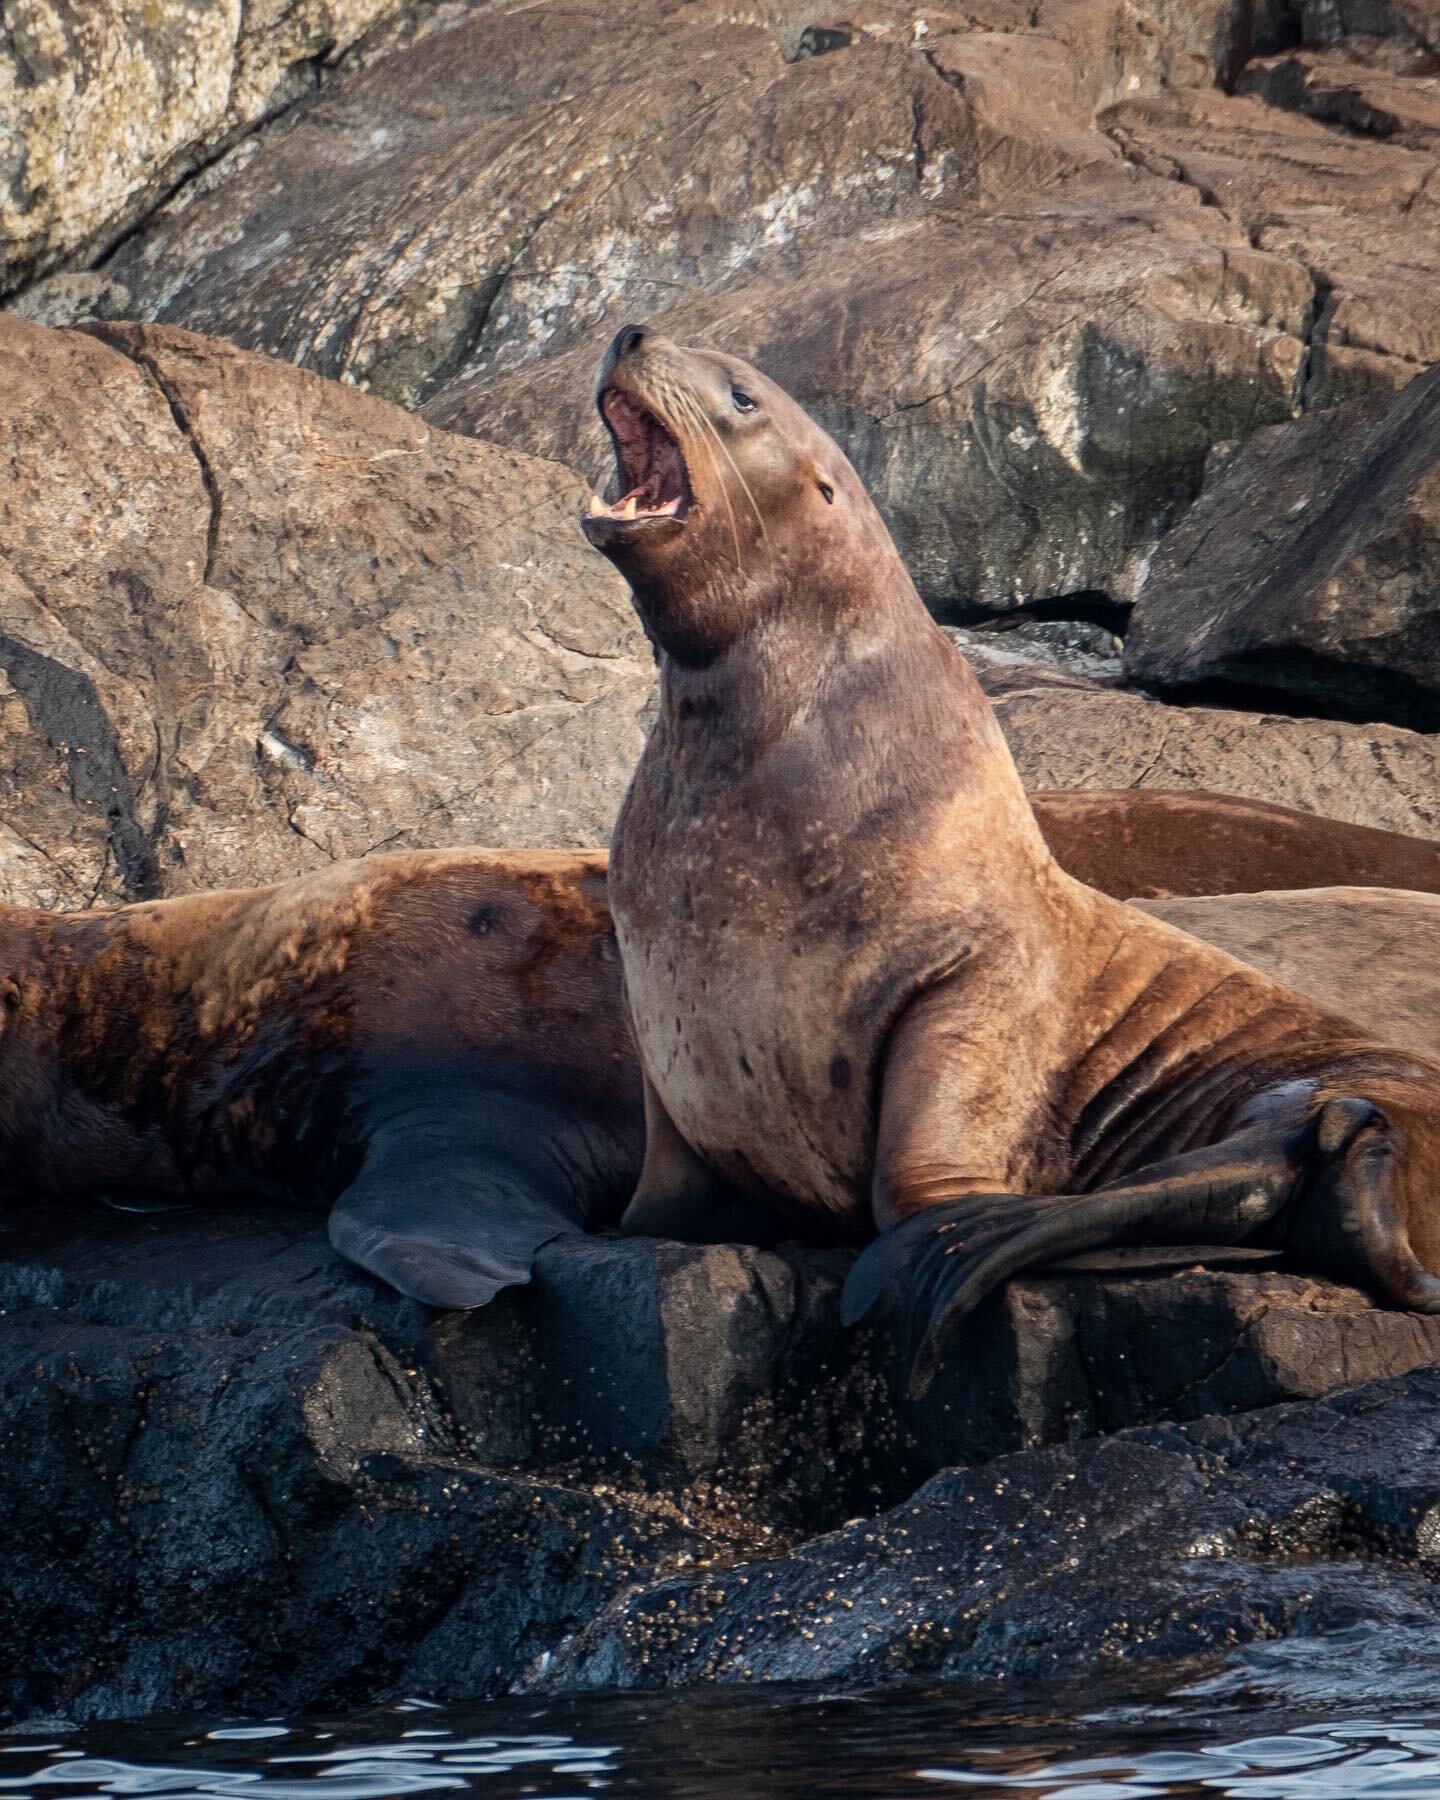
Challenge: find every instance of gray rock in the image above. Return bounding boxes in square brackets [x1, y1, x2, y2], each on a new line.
[1125, 362, 1440, 731]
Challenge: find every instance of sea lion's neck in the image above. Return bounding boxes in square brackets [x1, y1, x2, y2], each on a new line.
[652, 578, 1020, 819]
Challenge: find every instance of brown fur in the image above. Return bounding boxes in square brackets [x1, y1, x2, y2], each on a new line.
[1031, 788, 1440, 902]
[0, 849, 639, 1305]
[591, 328, 1440, 1338]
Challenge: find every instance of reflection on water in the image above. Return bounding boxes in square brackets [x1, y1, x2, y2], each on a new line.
[6, 1685, 1440, 1799]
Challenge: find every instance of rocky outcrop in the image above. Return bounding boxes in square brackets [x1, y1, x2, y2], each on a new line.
[0, 0, 420, 297]
[1125, 362, 1440, 730]
[9, 1194, 1440, 1721]
[0, 315, 649, 909]
[0, 0, 1425, 621]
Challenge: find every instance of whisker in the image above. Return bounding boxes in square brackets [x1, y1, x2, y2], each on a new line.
[674, 390, 743, 573]
[701, 409, 769, 547]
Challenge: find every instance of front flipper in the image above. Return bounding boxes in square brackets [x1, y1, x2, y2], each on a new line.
[845, 1124, 1303, 1397]
[618, 1072, 785, 1247]
[328, 1087, 598, 1309]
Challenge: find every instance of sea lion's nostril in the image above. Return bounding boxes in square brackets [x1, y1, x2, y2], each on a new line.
[615, 324, 645, 359]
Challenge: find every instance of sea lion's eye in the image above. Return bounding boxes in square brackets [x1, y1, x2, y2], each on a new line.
[732, 389, 757, 413]
[818, 481, 834, 504]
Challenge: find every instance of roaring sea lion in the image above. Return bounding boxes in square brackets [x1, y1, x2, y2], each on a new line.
[0, 849, 639, 1307]
[585, 324, 1440, 1394]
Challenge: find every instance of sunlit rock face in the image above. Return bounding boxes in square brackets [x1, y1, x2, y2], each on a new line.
[0, 314, 650, 910]
[0, 0, 416, 297]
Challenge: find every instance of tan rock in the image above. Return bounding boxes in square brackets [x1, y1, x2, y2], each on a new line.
[992, 684, 1440, 840]
[1139, 886, 1440, 1063]
[0, 314, 649, 909]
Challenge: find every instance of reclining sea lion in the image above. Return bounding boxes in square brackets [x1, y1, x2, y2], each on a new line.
[0, 850, 639, 1307]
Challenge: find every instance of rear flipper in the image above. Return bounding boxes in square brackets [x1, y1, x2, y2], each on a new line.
[1286, 1096, 1440, 1315]
[328, 1103, 590, 1309]
[844, 1122, 1306, 1398]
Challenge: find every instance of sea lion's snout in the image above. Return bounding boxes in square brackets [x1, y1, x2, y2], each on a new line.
[583, 323, 693, 548]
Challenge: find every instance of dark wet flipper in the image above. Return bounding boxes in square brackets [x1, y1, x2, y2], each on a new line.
[327, 1089, 593, 1308]
[329, 1155, 585, 1308]
[841, 1194, 1061, 1376]
[1287, 1097, 1440, 1313]
[849, 1124, 1303, 1398]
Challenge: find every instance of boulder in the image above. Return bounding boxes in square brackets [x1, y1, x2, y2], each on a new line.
[1138, 886, 1440, 1062]
[8, 1192, 1440, 1719]
[1124, 362, 1440, 730]
[0, 0, 417, 296]
[0, 314, 650, 909]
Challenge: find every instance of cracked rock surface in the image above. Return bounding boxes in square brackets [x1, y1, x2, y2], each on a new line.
[8, 1197, 1440, 1720]
[0, 314, 651, 908]
[11, 0, 1425, 620]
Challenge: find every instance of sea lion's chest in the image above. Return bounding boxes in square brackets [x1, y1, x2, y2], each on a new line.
[611, 764, 965, 1224]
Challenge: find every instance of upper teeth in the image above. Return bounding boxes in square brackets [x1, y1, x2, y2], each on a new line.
[620, 496, 637, 520]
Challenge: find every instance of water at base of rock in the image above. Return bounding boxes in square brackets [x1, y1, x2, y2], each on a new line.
[8, 1663, 1440, 1800]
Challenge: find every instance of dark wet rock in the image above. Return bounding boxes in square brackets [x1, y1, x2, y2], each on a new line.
[7, 1197, 1440, 1719]
[0, 1202, 726, 1724]
[535, 1365, 1440, 1692]
[1125, 361, 1440, 731]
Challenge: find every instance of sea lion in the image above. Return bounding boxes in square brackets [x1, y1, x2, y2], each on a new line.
[1029, 789, 1440, 902]
[0, 848, 639, 1307]
[4, 833, 1437, 1312]
[586, 325, 1440, 1394]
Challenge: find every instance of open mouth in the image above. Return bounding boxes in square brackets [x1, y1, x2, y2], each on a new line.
[588, 389, 691, 525]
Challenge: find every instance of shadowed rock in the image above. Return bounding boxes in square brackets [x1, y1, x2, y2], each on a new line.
[1126, 363, 1440, 730]
[7, 1197, 1440, 1720]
